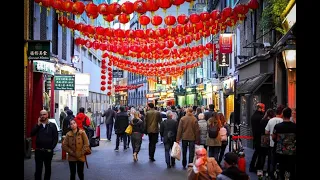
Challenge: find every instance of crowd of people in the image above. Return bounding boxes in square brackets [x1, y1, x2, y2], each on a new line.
[30, 102, 296, 180]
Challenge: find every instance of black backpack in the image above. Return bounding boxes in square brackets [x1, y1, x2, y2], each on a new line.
[208, 124, 220, 138]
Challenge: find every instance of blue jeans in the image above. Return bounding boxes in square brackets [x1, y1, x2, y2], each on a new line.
[182, 140, 195, 167]
[164, 140, 175, 166]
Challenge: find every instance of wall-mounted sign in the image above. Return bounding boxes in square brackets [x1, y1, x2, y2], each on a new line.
[71, 85, 89, 97]
[54, 75, 75, 90]
[33, 60, 55, 75]
[282, 3, 296, 33]
[27, 40, 50, 61]
[219, 34, 233, 54]
[113, 70, 123, 78]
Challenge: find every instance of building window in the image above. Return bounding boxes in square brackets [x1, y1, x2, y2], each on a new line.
[52, 13, 58, 55]
[88, 52, 92, 61]
[40, 9, 47, 40]
[98, 60, 101, 67]
[203, 59, 208, 79]
[81, 47, 87, 57]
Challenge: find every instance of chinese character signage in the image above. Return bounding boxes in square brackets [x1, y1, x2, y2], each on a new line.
[219, 34, 233, 54]
[33, 60, 55, 75]
[112, 70, 123, 78]
[54, 75, 75, 90]
[27, 40, 50, 61]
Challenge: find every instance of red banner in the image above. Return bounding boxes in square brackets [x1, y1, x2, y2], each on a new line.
[219, 34, 233, 54]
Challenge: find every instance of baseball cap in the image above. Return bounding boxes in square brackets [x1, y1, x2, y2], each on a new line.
[224, 152, 238, 165]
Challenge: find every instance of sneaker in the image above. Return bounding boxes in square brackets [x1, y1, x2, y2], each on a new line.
[149, 157, 156, 162]
[114, 148, 119, 152]
[167, 164, 171, 169]
[124, 147, 128, 151]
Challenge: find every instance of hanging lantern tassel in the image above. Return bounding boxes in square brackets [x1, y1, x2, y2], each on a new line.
[151, 11, 155, 17]
[71, 30, 74, 37]
[176, 6, 180, 16]
[189, 0, 194, 9]
[163, 9, 167, 17]
[108, 22, 110, 27]
[76, 15, 80, 20]
[91, 17, 94, 26]
[47, 8, 50, 17]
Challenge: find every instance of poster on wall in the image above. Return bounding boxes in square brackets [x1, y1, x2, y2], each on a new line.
[219, 34, 233, 54]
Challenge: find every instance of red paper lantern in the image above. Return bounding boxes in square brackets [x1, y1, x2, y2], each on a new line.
[156, 0, 173, 11]
[145, 0, 159, 13]
[101, 86, 106, 91]
[103, 14, 115, 23]
[109, 2, 122, 15]
[101, 81, 106, 85]
[101, 75, 106, 79]
[247, 0, 259, 10]
[175, 37, 185, 46]
[52, 0, 63, 13]
[121, 1, 134, 15]
[164, 15, 176, 26]
[177, 14, 189, 25]
[166, 40, 174, 48]
[175, 24, 184, 35]
[133, 0, 147, 14]
[118, 13, 130, 24]
[107, 92, 111, 96]
[107, 86, 112, 90]
[189, 13, 200, 24]
[98, 3, 109, 16]
[107, 81, 112, 85]
[151, 15, 162, 27]
[210, 10, 220, 22]
[67, 20, 75, 29]
[85, 2, 99, 19]
[62, 0, 74, 15]
[200, 12, 210, 22]
[139, 15, 151, 26]
[221, 7, 232, 21]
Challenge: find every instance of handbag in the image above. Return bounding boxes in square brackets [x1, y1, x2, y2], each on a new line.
[125, 125, 133, 135]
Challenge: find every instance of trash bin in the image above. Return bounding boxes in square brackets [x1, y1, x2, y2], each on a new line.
[25, 138, 32, 159]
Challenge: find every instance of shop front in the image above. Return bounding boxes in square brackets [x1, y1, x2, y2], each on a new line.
[223, 77, 236, 122]
[196, 84, 205, 106]
[186, 87, 197, 106]
[27, 58, 56, 149]
[174, 87, 186, 107]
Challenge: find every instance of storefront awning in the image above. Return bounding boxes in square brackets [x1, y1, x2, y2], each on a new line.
[236, 73, 273, 95]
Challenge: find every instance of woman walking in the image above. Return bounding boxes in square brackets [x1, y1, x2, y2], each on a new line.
[62, 119, 91, 180]
[130, 111, 144, 162]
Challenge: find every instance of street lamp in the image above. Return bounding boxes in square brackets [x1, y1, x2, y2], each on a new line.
[282, 35, 296, 70]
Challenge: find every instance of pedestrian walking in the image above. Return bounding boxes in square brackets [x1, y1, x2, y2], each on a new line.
[197, 113, 208, 150]
[62, 119, 91, 180]
[217, 113, 231, 165]
[31, 110, 58, 180]
[160, 110, 178, 168]
[206, 112, 222, 160]
[144, 103, 162, 161]
[130, 111, 144, 162]
[114, 106, 129, 151]
[176, 107, 200, 169]
[101, 107, 116, 141]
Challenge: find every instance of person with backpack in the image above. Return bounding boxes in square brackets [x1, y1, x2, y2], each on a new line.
[75, 108, 92, 146]
[207, 113, 222, 160]
[197, 113, 208, 150]
[217, 113, 231, 165]
[62, 119, 91, 180]
[160, 110, 178, 168]
[31, 110, 58, 180]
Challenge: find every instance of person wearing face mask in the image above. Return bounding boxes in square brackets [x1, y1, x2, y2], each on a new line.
[187, 147, 222, 180]
[31, 110, 58, 180]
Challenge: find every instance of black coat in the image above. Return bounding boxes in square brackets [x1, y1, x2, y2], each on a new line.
[114, 112, 129, 134]
[160, 119, 178, 144]
[62, 115, 75, 135]
[131, 118, 144, 134]
[204, 110, 215, 121]
[251, 110, 264, 142]
[102, 108, 116, 124]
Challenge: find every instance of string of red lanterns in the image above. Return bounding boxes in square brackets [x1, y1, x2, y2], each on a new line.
[114, 84, 144, 92]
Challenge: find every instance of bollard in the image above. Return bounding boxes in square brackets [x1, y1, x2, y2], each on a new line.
[61, 136, 66, 160]
[96, 125, 100, 139]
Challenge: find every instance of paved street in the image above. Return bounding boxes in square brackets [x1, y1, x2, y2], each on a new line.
[24, 123, 258, 180]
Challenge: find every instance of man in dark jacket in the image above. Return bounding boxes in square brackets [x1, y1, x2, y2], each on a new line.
[204, 104, 215, 121]
[160, 110, 178, 168]
[31, 110, 58, 180]
[145, 103, 162, 161]
[62, 110, 75, 136]
[114, 106, 129, 151]
[249, 103, 265, 172]
[102, 107, 116, 141]
[217, 152, 249, 180]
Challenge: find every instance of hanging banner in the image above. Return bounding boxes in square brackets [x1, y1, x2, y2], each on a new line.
[219, 34, 233, 54]
[27, 40, 51, 61]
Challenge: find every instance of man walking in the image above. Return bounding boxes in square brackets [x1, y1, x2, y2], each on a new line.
[144, 103, 162, 161]
[102, 106, 116, 141]
[31, 110, 58, 180]
[160, 111, 178, 168]
[176, 107, 200, 169]
[114, 106, 129, 151]
[204, 104, 215, 121]
[249, 103, 265, 172]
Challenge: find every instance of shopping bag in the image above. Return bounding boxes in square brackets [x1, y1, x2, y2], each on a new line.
[170, 142, 181, 161]
[125, 125, 132, 135]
